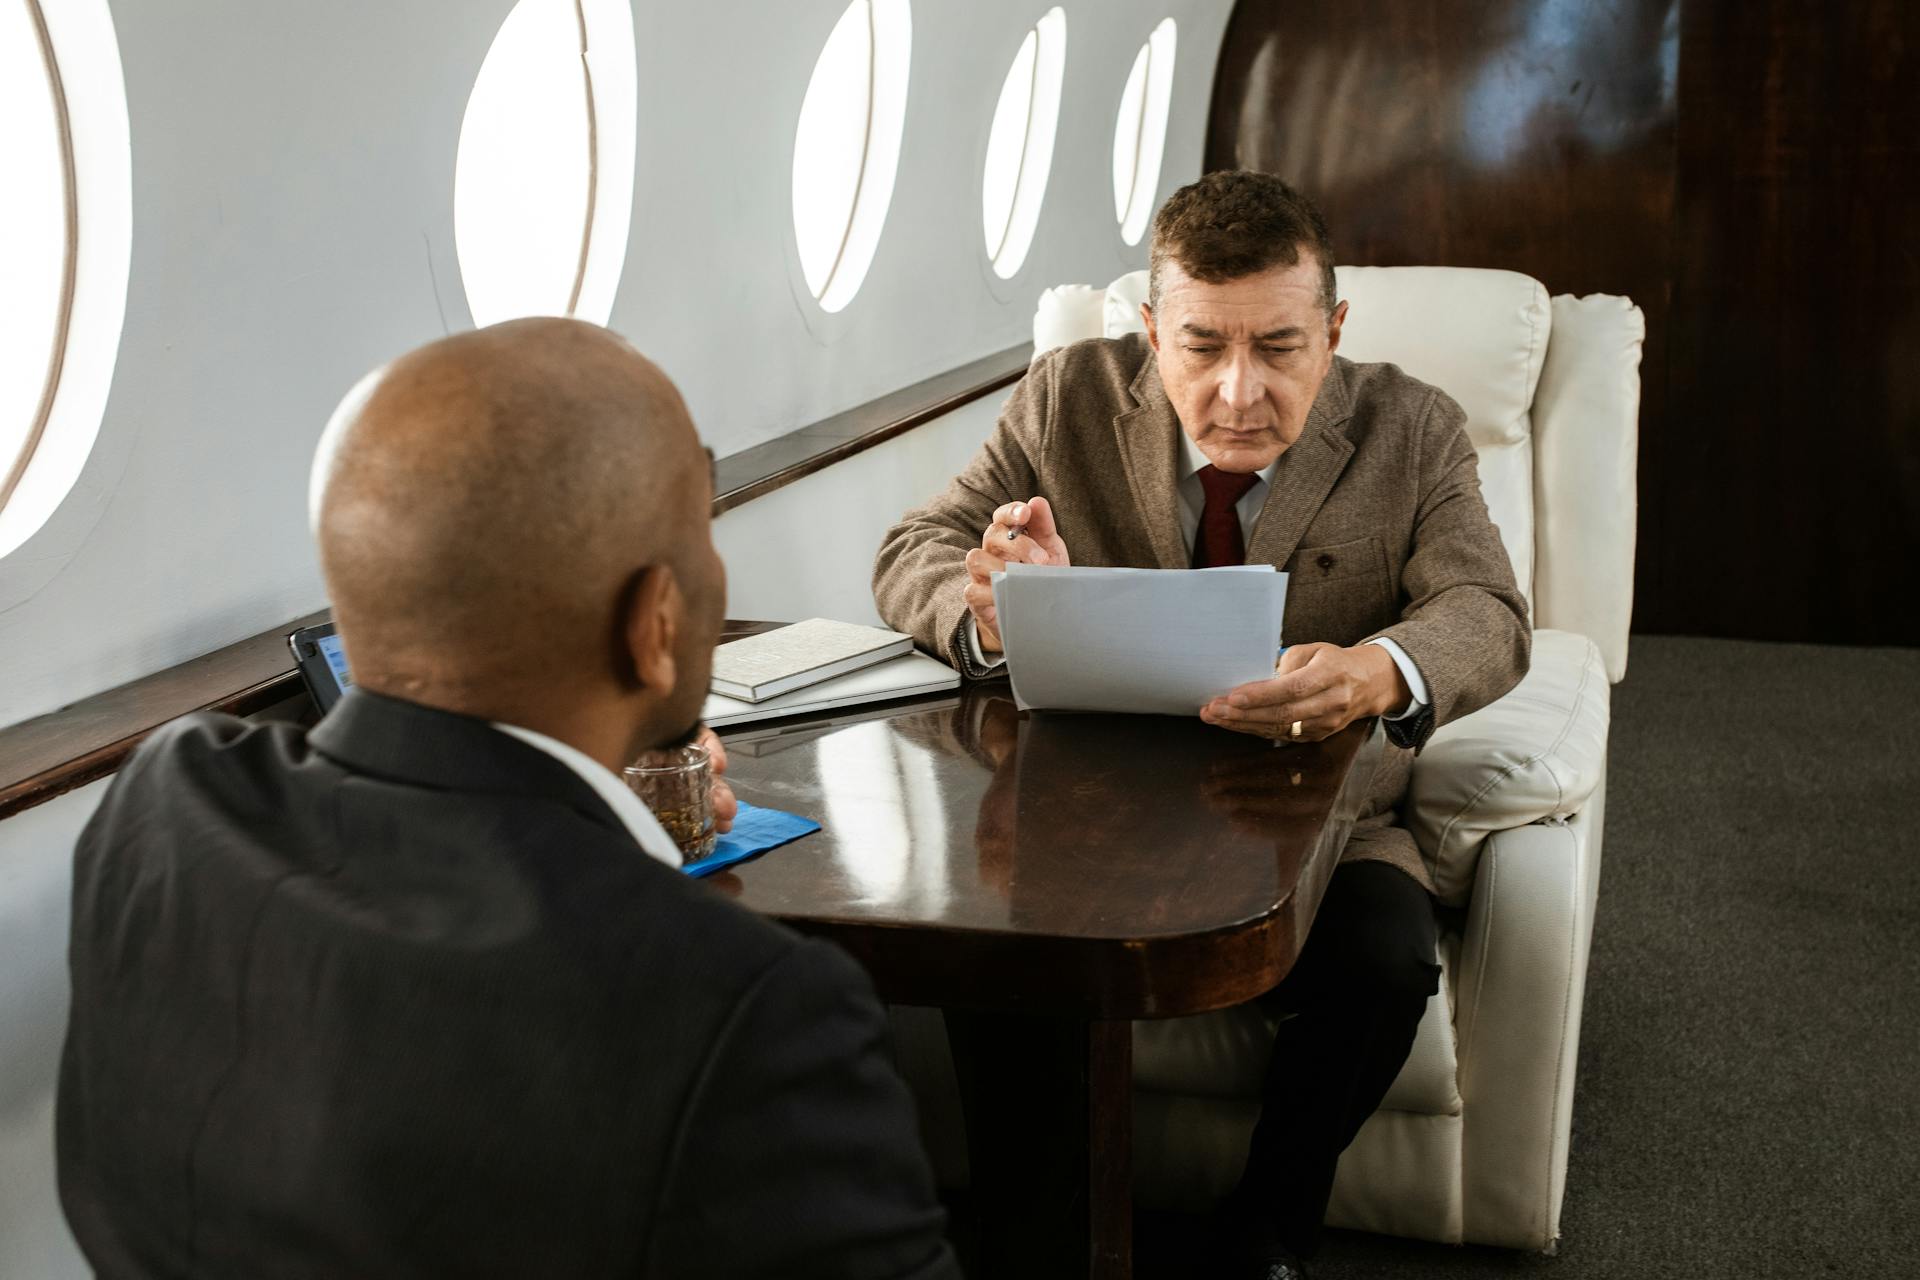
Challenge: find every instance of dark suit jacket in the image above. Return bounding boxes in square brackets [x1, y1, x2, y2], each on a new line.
[872, 335, 1531, 891]
[57, 690, 958, 1279]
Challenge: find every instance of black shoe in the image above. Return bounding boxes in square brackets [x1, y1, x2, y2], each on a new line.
[1254, 1259, 1311, 1280]
[1205, 1193, 1313, 1279]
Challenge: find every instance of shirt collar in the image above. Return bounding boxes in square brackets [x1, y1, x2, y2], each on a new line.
[1178, 431, 1282, 487]
[489, 721, 684, 870]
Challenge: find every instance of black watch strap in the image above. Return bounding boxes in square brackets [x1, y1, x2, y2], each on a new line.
[950, 615, 1005, 681]
[1383, 701, 1435, 752]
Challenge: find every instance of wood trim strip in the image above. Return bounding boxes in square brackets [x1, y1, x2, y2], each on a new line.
[0, 609, 329, 820]
[1, 345, 1032, 820]
[712, 342, 1028, 515]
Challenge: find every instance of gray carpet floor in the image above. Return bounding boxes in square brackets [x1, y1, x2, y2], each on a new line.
[1141, 634, 1920, 1278]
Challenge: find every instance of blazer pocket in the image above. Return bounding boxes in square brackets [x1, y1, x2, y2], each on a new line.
[1281, 535, 1394, 647]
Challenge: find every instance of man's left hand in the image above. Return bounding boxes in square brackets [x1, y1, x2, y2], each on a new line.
[1200, 642, 1410, 742]
[696, 726, 738, 834]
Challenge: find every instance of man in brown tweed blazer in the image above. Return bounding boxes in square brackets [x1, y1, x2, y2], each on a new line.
[873, 172, 1529, 1278]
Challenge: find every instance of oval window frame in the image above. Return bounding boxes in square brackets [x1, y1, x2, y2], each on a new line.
[1111, 16, 1177, 248]
[453, 0, 637, 329]
[980, 7, 1067, 282]
[789, 0, 914, 319]
[0, 0, 132, 569]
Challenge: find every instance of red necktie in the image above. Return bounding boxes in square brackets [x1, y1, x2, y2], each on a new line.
[1192, 464, 1260, 568]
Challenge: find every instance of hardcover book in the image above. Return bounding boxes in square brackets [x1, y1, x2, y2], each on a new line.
[709, 618, 916, 703]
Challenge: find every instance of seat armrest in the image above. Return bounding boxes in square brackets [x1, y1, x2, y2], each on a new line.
[1408, 629, 1610, 906]
[1454, 789, 1603, 1251]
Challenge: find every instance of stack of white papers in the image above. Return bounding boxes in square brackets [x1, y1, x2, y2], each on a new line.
[990, 563, 1288, 715]
[703, 650, 959, 728]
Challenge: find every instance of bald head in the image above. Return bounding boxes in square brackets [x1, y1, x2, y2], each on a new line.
[317, 318, 724, 754]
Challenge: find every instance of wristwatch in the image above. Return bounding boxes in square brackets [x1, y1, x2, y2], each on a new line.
[1384, 701, 1435, 752]
[950, 615, 1007, 681]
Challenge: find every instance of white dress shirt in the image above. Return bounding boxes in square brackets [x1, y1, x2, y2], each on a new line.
[1173, 431, 1283, 556]
[491, 721, 685, 869]
[966, 433, 1431, 719]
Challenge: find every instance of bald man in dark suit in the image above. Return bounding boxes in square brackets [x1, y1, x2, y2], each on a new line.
[59, 320, 960, 1280]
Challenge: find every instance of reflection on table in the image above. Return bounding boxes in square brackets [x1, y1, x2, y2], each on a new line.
[717, 684, 1381, 1278]
[721, 685, 1378, 1016]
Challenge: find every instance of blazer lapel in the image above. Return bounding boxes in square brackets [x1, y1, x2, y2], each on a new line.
[1245, 358, 1357, 570]
[1112, 355, 1190, 570]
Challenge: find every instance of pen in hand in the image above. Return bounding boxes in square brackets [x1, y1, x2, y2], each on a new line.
[999, 499, 1057, 564]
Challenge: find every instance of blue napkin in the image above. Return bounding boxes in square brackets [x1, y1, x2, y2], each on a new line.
[683, 801, 821, 878]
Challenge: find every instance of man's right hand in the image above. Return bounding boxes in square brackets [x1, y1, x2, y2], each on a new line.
[963, 496, 1071, 653]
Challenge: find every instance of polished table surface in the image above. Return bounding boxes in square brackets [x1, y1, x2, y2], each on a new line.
[716, 687, 1383, 1018]
[711, 672, 1382, 1278]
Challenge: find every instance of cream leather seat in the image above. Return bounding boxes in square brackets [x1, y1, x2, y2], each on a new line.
[957, 265, 1640, 1250]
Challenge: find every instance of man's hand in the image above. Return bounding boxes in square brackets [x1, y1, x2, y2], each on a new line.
[963, 496, 1071, 654]
[695, 725, 738, 834]
[1199, 642, 1410, 742]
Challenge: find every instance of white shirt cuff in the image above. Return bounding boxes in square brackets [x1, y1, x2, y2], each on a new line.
[965, 616, 1008, 670]
[1364, 637, 1429, 721]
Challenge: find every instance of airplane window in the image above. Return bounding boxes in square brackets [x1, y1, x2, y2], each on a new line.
[1111, 17, 1177, 247]
[0, 0, 130, 560]
[981, 7, 1068, 280]
[792, 0, 914, 314]
[454, 0, 636, 328]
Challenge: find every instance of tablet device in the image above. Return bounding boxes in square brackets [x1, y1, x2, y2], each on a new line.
[288, 621, 353, 714]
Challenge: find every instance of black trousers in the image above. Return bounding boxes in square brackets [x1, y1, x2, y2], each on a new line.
[943, 861, 1438, 1273]
[1228, 859, 1441, 1260]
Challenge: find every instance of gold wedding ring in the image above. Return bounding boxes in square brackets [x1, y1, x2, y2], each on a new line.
[1289, 720, 1303, 739]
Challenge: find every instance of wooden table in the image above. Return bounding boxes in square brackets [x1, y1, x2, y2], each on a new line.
[713, 682, 1382, 1279]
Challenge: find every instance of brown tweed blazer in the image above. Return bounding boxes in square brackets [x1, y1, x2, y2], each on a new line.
[872, 333, 1530, 889]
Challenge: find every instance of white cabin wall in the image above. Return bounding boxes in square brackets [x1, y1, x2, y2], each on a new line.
[0, 0, 506, 730]
[0, 780, 106, 1280]
[0, 0, 1231, 732]
[712, 392, 1009, 626]
[619, 0, 1233, 456]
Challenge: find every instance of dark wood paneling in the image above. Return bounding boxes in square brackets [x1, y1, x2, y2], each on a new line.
[1209, 0, 1920, 644]
[1662, 0, 1920, 641]
[1209, 0, 1679, 630]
